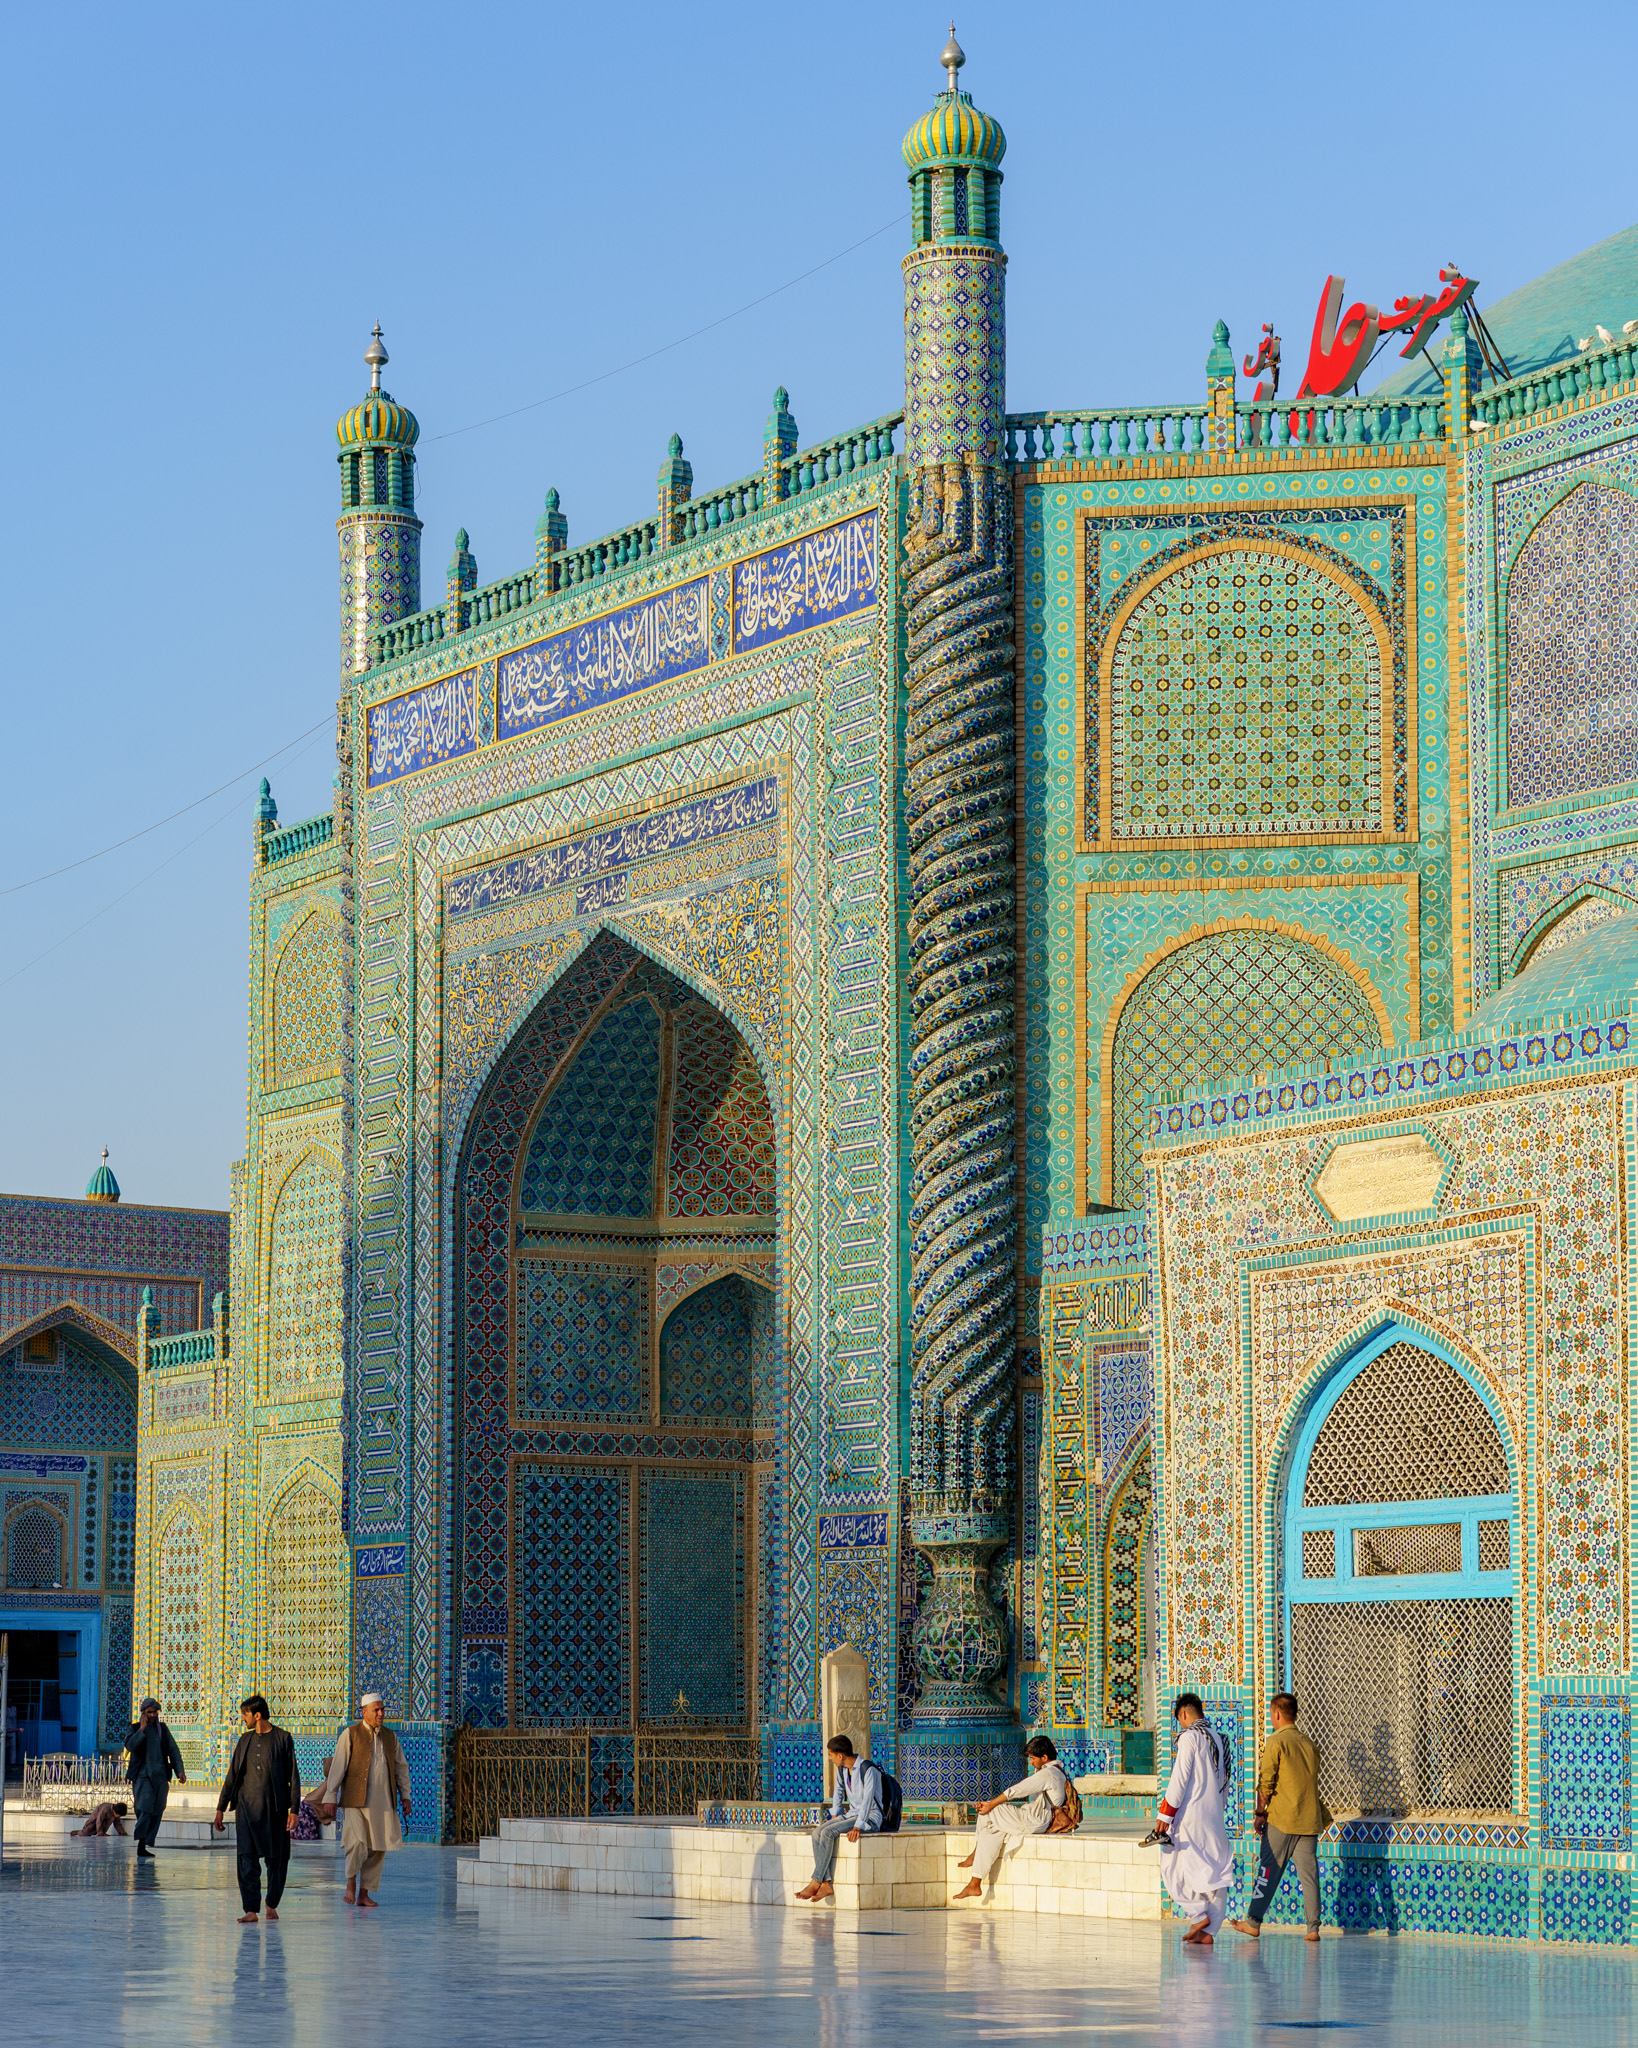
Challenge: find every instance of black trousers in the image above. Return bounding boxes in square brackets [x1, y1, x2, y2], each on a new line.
[132, 1782, 167, 1850]
[236, 1828, 291, 1913]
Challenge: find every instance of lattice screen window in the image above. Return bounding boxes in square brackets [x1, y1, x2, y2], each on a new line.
[1109, 931, 1382, 1207]
[6, 1505, 65, 1590]
[1288, 1341, 1516, 1816]
[268, 1155, 345, 1393]
[157, 1511, 203, 1721]
[1303, 1344, 1508, 1506]
[1292, 1600, 1512, 1814]
[261, 1482, 349, 1730]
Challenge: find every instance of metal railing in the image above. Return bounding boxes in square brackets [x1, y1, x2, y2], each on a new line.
[19, 1753, 128, 1803]
[634, 1733, 761, 1816]
[454, 1729, 590, 1841]
[452, 1727, 763, 1840]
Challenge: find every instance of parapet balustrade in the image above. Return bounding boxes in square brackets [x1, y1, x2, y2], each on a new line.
[1005, 395, 1445, 462]
[260, 811, 334, 865]
[144, 1328, 221, 1369]
[1473, 329, 1638, 429]
[367, 411, 903, 669]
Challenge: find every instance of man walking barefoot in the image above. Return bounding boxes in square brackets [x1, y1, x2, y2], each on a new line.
[214, 1695, 300, 1923]
[322, 1693, 413, 1908]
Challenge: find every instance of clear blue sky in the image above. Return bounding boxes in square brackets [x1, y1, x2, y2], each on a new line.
[1, 0, 1629, 1210]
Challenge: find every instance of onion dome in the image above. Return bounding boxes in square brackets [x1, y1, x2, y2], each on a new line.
[85, 1147, 120, 1204]
[902, 33, 1006, 169]
[335, 324, 420, 449]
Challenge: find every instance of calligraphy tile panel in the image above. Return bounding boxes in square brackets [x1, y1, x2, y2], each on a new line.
[732, 512, 878, 651]
[366, 664, 481, 787]
[500, 581, 710, 740]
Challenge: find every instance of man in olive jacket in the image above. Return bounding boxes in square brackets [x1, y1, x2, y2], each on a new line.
[1230, 1691, 1332, 1941]
[124, 1697, 187, 1857]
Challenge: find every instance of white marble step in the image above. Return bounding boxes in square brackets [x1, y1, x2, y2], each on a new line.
[456, 1818, 1161, 1917]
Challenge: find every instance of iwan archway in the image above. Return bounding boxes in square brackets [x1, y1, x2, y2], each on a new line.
[453, 933, 780, 1809]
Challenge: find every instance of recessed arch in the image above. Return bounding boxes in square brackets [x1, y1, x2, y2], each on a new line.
[155, 1503, 205, 1725]
[1098, 918, 1390, 1208]
[1511, 883, 1637, 976]
[259, 1466, 349, 1731]
[264, 1146, 345, 1396]
[268, 907, 347, 1087]
[1102, 1438, 1153, 1729]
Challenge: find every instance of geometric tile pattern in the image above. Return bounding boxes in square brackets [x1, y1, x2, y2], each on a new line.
[0, 1340, 134, 1454]
[665, 1005, 776, 1216]
[1541, 1696, 1631, 1852]
[1522, 890, 1628, 967]
[1095, 1342, 1153, 1484]
[106, 1457, 136, 1587]
[1109, 930, 1383, 1206]
[272, 911, 346, 1085]
[157, 1508, 203, 1723]
[1109, 550, 1383, 839]
[658, 1273, 754, 1421]
[268, 1154, 345, 1394]
[512, 1463, 630, 1726]
[1102, 1446, 1152, 1728]
[354, 1576, 406, 1717]
[519, 998, 662, 1218]
[102, 1596, 133, 1743]
[1506, 480, 1638, 807]
[518, 1262, 646, 1418]
[5, 1502, 65, 1589]
[260, 1480, 349, 1733]
[1541, 1867, 1632, 1945]
[638, 1467, 745, 1723]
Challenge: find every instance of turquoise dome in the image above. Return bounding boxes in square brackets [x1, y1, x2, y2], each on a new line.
[1374, 222, 1638, 399]
[1469, 907, 1638, 1030]
[85, 1148, 119, 1203]
[902, 91, 1006, 170]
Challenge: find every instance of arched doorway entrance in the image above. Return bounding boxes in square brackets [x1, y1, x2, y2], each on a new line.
[454, 934, 779, 1805]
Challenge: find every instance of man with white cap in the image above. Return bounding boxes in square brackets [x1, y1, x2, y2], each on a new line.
[320, 1693, 413, 1907]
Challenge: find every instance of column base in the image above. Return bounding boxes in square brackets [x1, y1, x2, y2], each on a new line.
[896, 1724, 1027, 1802]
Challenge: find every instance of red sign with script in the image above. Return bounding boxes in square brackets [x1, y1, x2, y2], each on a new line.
[1296, 266, 1476, 400]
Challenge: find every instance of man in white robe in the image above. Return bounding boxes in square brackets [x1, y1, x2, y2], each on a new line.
[321, 1693, 413, 1908]
[1154, 1692, 1233, 1944]
[953, 1737, 1070, 1900]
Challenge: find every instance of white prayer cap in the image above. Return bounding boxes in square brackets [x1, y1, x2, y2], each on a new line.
[360, 1691, 385, 1707]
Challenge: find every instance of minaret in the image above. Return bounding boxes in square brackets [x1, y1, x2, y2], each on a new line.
[336, 325, 422, 677]
[900, 33, 1018, 1755]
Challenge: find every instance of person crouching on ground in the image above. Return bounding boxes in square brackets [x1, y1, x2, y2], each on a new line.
[795, 1736, 882, 1902]
[1153, 1692, 1233, 1945]
[952, 1736, 1069, 1901]
[1230, 1690, 1331, 1945]
[322, 1693, 413, 1908]
[214, 1694, 300, 1923]
[71, 1799, 129, 1837]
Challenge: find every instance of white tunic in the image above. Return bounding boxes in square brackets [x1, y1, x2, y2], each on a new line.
[322, 1726, 411, 1855]
[1158, 1721, 1232, 1912]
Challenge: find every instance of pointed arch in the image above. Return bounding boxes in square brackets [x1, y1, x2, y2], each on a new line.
[155, 1503, 205, 1724]
[259, 1464, 349, 1731]
[1511, 883, 1638, 976]
[1102, 1438, 1154, 1728]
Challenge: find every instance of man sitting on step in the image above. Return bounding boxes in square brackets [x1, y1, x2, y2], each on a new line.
[795, 1736, 882, 1902]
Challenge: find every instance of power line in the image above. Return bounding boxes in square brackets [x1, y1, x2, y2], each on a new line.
[429, 216, 904, 444]
[0, 730, 330, 992]
[0, 716, 332, 897]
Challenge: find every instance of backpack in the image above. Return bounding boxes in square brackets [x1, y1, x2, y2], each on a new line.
[1045, 1773, 1083, 1835]
[873, 1763, 904, 1834]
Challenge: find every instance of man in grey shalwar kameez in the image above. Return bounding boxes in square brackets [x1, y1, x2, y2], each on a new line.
[322, 1692, 413, 1907]
[124, 1698, 187, 1857]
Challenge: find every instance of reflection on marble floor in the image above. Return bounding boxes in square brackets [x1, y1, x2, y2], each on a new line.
[2, 1840, 1634, 2046]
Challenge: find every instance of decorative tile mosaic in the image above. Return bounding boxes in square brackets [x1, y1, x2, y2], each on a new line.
[1541, 1695, 1631, 1852]
[1541, 1866, 1632, 1945]
[638, 1467, 745, 1723]
[157, 1507, 203, 1723]
[511, 1462, 630, 1726]
[665, 1006, 776, 1217]
[518, 1262, 646, 1418]
[1107, 550, 1384, 839]
[658, 1274, 755, 1421]
[1103, 1447, 1152, 1727]
[268, 1153, 345, 1394]
[518, 997, 662, 1218]
[1506, 480, 1638, 807]
[260, 1479, 349, 1733]
[271, 911, 346, 1084]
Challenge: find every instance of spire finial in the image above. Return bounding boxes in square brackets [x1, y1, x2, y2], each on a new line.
[365, 323, 388, 393]
[940, 23, 964, 90]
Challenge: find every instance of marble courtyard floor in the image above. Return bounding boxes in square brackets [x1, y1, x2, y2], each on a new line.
[2, 1838, 1633, 2046]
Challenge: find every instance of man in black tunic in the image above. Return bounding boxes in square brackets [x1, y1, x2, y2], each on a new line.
[214, 1695, 300, 1922]
[125, 1698, 187, 1857]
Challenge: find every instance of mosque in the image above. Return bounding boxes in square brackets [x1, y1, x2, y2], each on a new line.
[8, 32, 1638, 1942]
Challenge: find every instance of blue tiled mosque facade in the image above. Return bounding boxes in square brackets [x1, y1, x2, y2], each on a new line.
[118, 41, 1638, 1936]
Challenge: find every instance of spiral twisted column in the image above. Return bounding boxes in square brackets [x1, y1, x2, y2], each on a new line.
[904, 457, 1017, 1723]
